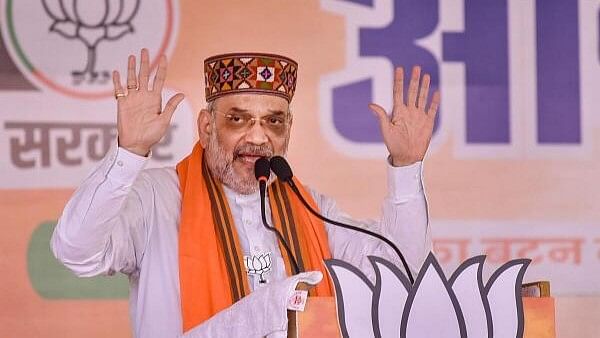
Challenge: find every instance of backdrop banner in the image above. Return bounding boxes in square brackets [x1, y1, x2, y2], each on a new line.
[1, 0, 599, 336]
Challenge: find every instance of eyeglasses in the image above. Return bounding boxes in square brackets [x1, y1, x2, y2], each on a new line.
[212, 110, 291, 136]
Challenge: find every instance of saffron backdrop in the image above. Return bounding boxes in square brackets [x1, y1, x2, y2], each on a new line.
[1, 0, 599, 336]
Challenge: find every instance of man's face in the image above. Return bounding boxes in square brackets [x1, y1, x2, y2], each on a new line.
[202, 93, 292, 194]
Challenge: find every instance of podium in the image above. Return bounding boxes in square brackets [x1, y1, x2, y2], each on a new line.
[289, 296, 555, 337]
[291, 254, 555, 337]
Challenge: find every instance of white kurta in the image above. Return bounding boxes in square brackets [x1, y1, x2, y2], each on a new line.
[51, 147, 432, 337]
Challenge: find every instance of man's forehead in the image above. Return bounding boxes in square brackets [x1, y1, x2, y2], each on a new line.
[212, 94, 290, 114]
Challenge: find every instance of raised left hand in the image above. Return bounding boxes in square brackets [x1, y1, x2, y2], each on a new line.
[369, 66, 440, 167]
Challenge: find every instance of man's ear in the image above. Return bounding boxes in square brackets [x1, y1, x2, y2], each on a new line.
[197, 109, 212, 148]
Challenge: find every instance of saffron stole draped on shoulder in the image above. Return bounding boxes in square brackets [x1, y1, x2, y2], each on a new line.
[176, 143, 333, 332]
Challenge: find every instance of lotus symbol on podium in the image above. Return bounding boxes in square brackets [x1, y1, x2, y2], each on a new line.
[41, 0, 141, 84]
[325, 253, 531, 338]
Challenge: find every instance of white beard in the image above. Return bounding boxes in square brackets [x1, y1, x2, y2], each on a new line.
[205, 123, 287, 195]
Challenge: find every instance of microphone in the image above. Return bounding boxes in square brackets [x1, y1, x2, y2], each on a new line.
[269, 156, 415, 284]
[255, 156, 270, 192]
[254, 157, 301, 275]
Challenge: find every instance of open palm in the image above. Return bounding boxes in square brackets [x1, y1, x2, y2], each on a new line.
[112, 49, 185, 156]
[369, 66, 440, 167]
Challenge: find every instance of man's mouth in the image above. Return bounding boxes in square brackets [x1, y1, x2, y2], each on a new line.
[233, 144, 273, 167]
[236, 153, 264, 164]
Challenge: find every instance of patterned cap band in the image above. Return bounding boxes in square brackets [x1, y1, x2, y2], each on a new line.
[204, 52, 298, 102]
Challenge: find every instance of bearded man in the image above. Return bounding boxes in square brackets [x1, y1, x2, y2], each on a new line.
[51, 49, 439, 338]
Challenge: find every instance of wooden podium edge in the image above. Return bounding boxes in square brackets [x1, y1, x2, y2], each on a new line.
[293, 297, 556, 338]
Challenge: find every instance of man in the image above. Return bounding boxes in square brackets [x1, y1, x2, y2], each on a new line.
[51, 49, 439, 337]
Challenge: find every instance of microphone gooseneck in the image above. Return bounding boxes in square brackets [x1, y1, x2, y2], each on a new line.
[254, 157, 300, 275]
[269, 156, 416, 284]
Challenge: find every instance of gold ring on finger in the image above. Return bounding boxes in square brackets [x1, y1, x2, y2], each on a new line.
[115, 92, 126, 100]
[127, 84, 138, 90]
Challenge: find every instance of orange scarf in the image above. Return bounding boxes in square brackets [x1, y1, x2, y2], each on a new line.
[176, 143, 333, 332]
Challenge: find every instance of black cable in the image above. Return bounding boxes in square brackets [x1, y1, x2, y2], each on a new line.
[258, 181, 301, 275]
[255, 158, 301, 275]
[270, 156, 415, 284]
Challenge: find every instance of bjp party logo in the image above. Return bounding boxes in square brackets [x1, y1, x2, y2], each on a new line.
[326, 254, 531, 338]
[0, 0, 178, 99]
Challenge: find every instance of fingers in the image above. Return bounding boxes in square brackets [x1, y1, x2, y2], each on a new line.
[152, 55, 167, 92]
[393, 67, 404, 110]
[417, 73, 430, 109]
[295, 271, 323, 286]
[112, 70, 124, 96]
[126, 54, 137, 91]
[407, 65, 421, 108]
[368, 103, 390, 128]
[138, 48, 150, 91]
[427, 90, 440, 120]
[161, 93, 185, 123]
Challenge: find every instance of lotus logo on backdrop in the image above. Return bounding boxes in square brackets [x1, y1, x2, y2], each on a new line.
[41, 0, 141, 84]
[325, 253, 530, 338]
[0, 0, 177, 99]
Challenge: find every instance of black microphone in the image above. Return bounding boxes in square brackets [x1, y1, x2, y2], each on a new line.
[255, 157, 270, 193]
[269, 156, 415, 284]
[254, 157, 301, 275]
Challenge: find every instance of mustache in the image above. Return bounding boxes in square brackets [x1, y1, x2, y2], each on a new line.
[233, 144, 273, 160]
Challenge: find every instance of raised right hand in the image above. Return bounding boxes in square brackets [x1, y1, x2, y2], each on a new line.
[112, 48, 185, 156]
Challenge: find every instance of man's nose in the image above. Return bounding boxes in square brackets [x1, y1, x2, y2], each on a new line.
[244, 121, 269, 145]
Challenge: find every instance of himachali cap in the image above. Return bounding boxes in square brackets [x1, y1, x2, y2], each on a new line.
[204, 52, 298, 103]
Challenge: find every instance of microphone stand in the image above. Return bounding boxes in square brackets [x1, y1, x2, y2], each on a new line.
[258, 177, 301, 275]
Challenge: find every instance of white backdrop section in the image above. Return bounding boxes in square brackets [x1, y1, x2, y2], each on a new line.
[0, 0, 178, 96]
[432, 221, 600, 295]
[0, 89, 197, 189]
